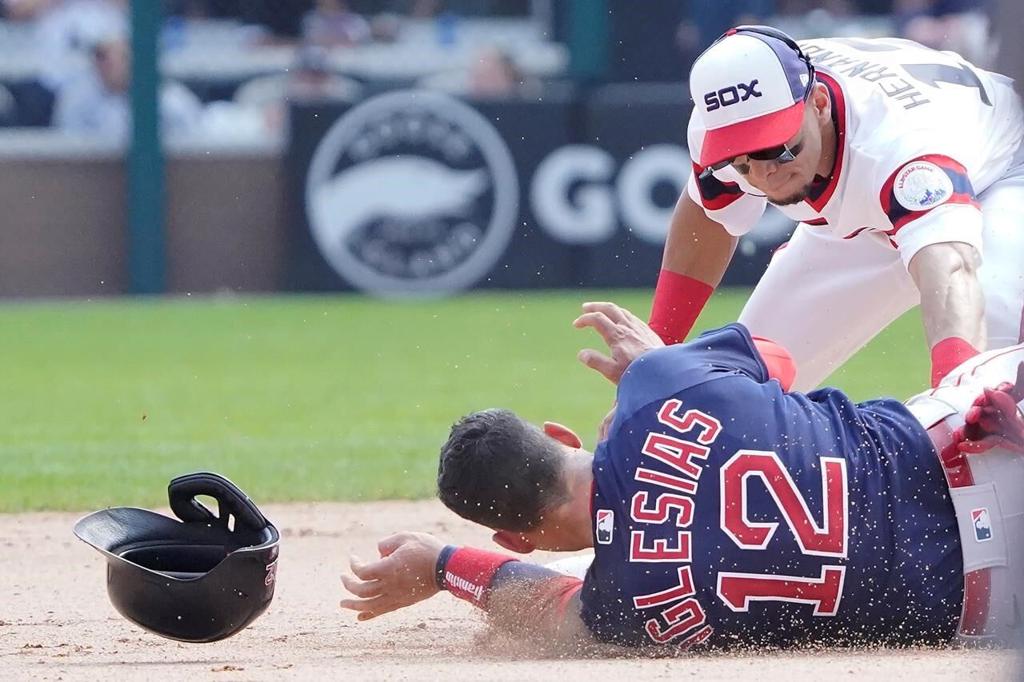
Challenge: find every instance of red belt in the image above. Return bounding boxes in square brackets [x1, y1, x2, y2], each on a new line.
[926, 420, 991, 636]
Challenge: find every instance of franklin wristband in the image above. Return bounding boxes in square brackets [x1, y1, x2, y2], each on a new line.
[435, 546, 516, 609]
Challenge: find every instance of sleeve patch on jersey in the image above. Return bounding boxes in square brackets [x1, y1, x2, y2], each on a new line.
[692, 162, 744, 211]
[879, 155, 978, 234]
[892, 161, 954, 211]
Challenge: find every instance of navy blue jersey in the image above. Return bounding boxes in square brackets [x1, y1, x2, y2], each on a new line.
[580, 324, 963, 649]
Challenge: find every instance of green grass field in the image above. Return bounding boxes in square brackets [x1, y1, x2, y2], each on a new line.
[0, 290, 927, 512]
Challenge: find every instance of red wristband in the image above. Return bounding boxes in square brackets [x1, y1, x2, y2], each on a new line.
[930, 337, 980, 388]
[649, 270, 714, 345]
[441, 547, 515, 609]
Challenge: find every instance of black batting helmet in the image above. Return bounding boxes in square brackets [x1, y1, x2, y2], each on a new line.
[74, 472, 280, 643]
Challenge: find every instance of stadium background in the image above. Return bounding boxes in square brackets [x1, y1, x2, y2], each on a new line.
[0, 3, 1022, 678]
[0, 0, 1007, 507]
[2, 0, 1015, 509]
[2, 0, 798, 298]
[3, 0, 1019, 510]
[1, 0, 1017, 300]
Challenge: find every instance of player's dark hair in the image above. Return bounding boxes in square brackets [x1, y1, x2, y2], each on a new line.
[437, 408, 568, 532]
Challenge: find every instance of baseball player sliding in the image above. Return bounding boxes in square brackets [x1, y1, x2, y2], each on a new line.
[339, 302, 1024, 650]
[650, 26, 1024, 391]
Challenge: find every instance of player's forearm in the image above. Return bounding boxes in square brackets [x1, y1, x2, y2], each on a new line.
[485, 563, 593, 652]
[909, 242, 986, 385]
[911, 243, 985, 346]
[650, 194, 738, 344]
[921, 271, 986, 347]
[437, 547, 592, 652]
[660, 192, 738, 285]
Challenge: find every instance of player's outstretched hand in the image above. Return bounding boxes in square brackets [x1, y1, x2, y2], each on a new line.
[573, 302, 665, 385]
[339, 531, 443, 621]
[957, 362, 1024, 454]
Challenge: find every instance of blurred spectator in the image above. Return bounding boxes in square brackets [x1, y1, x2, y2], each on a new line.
[774, 0, 859, 14]
[238, 0, 311, 39]
[670, 0, 777, 75]
[163, 0, 206, 20]
[1, 0, 47, 20]
[402, 0, 529, 17]
[367, 12, 402, 43]
[407, 0, 439, 17]
[234, 44, 361, 133]
[606, 0, 688, 82]
[160, 0, 531, 37]
[993, 0, 1024, 92]
[301, 0, 370, 47]
[468, 46, 529, 97]
[895, 0, 991, 64]
[682, 0, 776, 50]
[419, 45, 540, 98]
[53, 36, 203, 140]
[2, 0, 127, 90]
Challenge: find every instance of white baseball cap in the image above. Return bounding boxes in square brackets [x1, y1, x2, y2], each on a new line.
[689, 27, 814, 168]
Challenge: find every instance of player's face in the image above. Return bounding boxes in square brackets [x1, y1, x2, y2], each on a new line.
[733, 112, 821, 205]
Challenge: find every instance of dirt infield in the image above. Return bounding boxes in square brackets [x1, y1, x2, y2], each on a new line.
[2, 501, 1019, 681]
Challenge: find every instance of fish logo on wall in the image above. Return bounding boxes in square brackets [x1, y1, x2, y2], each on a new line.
[305, 90, 519, 296]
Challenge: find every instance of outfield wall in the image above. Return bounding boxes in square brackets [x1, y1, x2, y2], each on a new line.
[0, 133, 284, 298]
[0, 88, 792, 298]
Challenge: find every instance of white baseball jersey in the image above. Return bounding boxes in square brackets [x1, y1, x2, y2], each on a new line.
[687, 36, 1024, 269]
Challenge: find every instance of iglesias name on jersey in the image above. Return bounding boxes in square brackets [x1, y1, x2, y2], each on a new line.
[687, 37, 1024, 268]
[579, 324, 963, 648]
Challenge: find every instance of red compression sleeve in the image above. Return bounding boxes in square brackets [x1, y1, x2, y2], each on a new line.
[930, 337, 980, 388]
[438, 547, 584, 624]
[752, 336, 797, 391]
[552, 579, 584, 619]
[649, 270, 714, 345]
[440, 547, 515, 608]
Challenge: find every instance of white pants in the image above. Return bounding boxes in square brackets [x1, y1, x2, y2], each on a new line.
[739, 165, 1024, 392]
[905, 344, 1024, 644]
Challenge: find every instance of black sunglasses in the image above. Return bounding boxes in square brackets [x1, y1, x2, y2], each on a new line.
[697, 26, 816, 180]
[699, 137, 805, 179]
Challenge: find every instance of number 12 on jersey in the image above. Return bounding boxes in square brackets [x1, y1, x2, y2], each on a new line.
[716, 450, 849, 616]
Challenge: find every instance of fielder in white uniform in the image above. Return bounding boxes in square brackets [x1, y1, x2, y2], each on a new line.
[649, 26, 1024, 392]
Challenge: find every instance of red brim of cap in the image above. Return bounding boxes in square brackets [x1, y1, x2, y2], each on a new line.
[698, 100, 805, 168]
